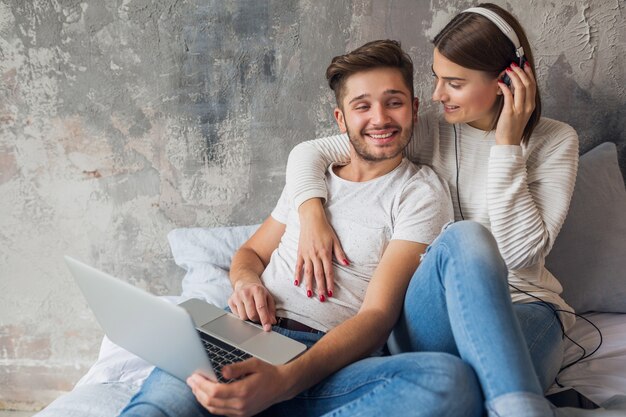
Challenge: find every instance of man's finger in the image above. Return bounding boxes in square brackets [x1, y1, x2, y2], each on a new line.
[222, 358, 258, 380]
[252, 290, 272, 331]
[228, 297, 238, 317]
[267, 294, 277, 324]
[233, 298, 248, 321]
[187, 375, 243, 414]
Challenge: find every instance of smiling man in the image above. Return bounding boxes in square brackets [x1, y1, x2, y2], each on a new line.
[119, 40, 481, 417]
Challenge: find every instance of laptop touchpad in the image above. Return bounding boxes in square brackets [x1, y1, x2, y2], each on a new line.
[201, 314, 260, 345]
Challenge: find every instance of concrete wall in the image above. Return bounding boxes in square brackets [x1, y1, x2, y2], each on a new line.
[0, 0, 624, 410]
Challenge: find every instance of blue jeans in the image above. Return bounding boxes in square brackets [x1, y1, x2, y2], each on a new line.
[119, 326, 482, 417]
[388, 221, 564, 417]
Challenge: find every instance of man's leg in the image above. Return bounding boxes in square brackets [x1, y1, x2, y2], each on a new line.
[262, 352, 483, 417]
[388, 221, 555, 416]
[119, 367, 212, 417]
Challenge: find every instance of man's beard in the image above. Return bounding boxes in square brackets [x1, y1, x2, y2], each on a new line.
[345, 122, 413, 162]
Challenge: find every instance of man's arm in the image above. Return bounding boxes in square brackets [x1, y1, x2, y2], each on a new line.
[281, 239, 426, 395]
[228, 216, 286, 331]
[188, 239, 426, 417]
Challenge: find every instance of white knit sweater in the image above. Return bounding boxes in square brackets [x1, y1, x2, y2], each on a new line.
[286, 112, 579, 330]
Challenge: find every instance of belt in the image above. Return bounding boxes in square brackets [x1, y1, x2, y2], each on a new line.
[275, 317, 323, 334]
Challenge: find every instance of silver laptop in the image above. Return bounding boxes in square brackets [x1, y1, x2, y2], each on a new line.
[64, 256, 307, 383]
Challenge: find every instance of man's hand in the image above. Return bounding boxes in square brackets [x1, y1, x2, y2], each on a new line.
[187, 359, 292, 417]
[228, 282, 276, 331]
[295, 198, 348, 301]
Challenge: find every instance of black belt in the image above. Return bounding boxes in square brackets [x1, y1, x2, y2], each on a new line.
[276, 317, 323, 334]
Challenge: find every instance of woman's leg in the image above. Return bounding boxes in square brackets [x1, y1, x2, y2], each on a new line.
[388, 221, 554, 416]
[513, 302, 565, 391]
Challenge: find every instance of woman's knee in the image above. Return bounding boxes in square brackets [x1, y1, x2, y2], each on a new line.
[440, 221, 507, 279]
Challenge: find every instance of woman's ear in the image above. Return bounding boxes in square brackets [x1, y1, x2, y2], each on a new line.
[334, 107, 347, 133]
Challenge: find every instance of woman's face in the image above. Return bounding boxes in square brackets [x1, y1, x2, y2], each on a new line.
[431, 48, 502, 131]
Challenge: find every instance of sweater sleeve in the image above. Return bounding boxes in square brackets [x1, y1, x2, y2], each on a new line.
[285, 133, 351, 210]
[486, 123, 579, 271]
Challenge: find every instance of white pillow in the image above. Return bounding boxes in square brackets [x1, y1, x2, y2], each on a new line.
[167, 225, 260, 307]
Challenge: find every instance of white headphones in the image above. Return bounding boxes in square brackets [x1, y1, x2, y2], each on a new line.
[462, 7, 525, 60]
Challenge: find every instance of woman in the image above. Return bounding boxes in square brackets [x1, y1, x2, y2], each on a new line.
[286, 3, 578, 416]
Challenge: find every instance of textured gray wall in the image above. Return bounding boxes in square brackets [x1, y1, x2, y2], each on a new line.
[0, 0, 624, 410]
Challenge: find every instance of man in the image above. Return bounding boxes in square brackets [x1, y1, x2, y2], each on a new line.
[120, 40, 481, 417]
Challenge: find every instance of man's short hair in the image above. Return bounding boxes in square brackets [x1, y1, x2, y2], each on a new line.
[326, 39, 414, 107]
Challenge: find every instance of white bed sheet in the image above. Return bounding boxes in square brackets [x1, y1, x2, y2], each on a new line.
[548, 312, 626, 406]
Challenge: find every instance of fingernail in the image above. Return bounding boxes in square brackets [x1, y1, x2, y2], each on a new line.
[342, 259, 349, 266]
[319, 294, 326, 302]
[524, 61, 530, 68]
[307, 290, 312, 298]
[294, 279, 299, 286]
[511, 62, 519, 68]
[327, 290, 333, 297]
[506, 67, 512, 72]
[263, 324, 271, 331]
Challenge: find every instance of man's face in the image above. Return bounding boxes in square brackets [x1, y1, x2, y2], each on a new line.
[334, 67, 418, 162]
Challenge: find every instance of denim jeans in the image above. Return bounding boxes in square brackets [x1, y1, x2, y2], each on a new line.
[119, 326, 483, 417]
[388, 220, 564, 417]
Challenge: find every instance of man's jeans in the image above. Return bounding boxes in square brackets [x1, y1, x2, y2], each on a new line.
[119, 326, 482, 417]
[388, 220, 564, 417]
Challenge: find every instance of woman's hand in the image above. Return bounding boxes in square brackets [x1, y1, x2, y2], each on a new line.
[495, 61, 537, 146]
[295, 199, 348, 301]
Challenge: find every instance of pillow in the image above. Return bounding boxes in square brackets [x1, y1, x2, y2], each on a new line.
[545, 142, 626, 313]
[167, 225, 259, 308]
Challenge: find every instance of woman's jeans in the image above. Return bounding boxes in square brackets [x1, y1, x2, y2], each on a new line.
[119, 327, 482, 417]
[388, 221, 564, 417]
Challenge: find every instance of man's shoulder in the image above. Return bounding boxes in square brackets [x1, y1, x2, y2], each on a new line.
[398, 160, 448, 194]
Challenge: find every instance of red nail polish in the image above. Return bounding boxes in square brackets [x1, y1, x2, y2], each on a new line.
[294, 279, 299, 286]
[307, 290, 312, 298]
[343, 259, 349, 266]
[511, 62, 519, 68]
[319, 294, 326, 302]
[327, 290, 333, 297]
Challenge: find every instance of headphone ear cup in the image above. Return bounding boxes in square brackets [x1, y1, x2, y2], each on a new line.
[500, 72, 512, 87]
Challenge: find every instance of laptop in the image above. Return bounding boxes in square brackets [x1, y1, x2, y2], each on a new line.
[64, 256, 307, 383]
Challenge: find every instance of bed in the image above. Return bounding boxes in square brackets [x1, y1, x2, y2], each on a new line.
[35, 142, 626, 416]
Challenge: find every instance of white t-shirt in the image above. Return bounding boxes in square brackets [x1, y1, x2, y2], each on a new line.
[262, 158, 453, 333]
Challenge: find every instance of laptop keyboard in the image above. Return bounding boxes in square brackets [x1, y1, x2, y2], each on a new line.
[199, 332, 253, 383]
